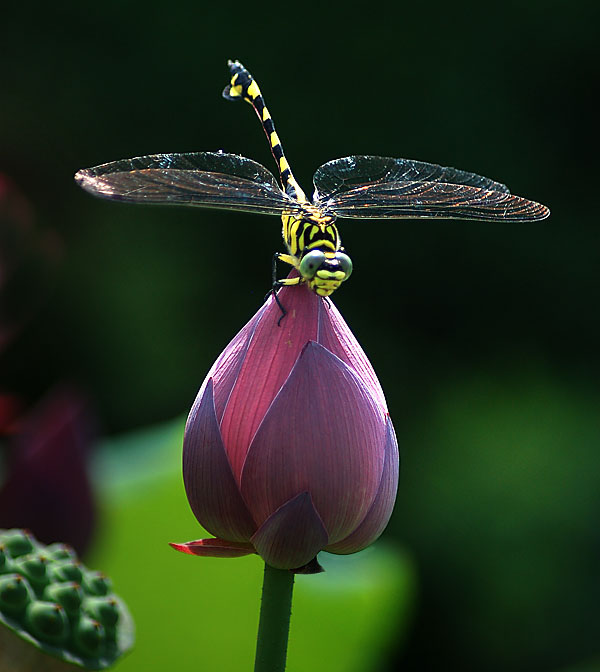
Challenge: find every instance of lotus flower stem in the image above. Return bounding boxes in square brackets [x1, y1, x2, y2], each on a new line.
[254, 562, 295, 672]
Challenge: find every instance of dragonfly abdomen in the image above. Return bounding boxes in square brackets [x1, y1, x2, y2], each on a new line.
[223, 60, 307, 204]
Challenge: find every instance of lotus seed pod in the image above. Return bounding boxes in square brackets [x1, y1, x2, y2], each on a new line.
[43, 581, 83, 617]
[72, 617, 106, 658]
[25, 601, 70, 645]
[1, 530, 36, 558]
[48, 559, 83, 584]
[81, 571, 111, 597]
[0, 529, 134, 670]
[0, 574, 34, 618]
[13, 554, 50, 593]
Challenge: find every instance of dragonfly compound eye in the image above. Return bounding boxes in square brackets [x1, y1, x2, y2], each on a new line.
[299, 250, 326, 279]
[336, 252, 353, 281]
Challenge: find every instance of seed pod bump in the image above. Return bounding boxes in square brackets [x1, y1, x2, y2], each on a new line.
[25, 600, 70, 644]
[45, 543, 77, 562]
[1, 530, 36, 558]
[48, 559, 83, 584]
[0, 573, 34, 617]
[43, 581, 83, 617]
[0, 546, 12, 574]
[83, 596, 120, 628]
[73, 615, 106, 657]
[13, 554, 50, 593]
[82, 570, 111, 597]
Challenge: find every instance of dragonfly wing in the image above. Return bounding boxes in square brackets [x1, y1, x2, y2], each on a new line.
[75, 152, 295, 216]
[313, 155, 511, 200]
[317, 180, 550, 222]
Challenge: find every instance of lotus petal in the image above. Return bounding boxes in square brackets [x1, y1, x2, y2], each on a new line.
[326, 415, 399, 553]
[251, 492, 328, 569]
[317, 300, 388, 412]
[183, 379, 257, 541]
[219, 285, 321, 480]
[241, 341, 386, 544]
[202, 302, 267, 423]
[169, 538, 255, 558]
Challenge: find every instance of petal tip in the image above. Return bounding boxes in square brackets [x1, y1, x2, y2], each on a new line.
[170, 538, 255, 558]
[251, 492, 329, 570]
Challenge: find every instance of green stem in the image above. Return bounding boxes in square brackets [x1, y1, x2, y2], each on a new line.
[254, 563, 295, 672]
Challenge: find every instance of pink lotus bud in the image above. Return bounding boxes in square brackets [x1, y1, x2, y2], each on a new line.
[171, 283, 398, 571]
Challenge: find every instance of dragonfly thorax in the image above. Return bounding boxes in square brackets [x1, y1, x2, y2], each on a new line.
[281, 206, 339, 258]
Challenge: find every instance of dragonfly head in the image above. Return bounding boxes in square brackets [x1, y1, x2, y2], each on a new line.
[298, 250, 353, 297]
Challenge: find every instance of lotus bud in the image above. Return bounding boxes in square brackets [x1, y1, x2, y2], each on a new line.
[173, 283, 399, 571]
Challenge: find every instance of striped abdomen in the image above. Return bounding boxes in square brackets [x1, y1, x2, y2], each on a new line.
[223, 61, 307, 203]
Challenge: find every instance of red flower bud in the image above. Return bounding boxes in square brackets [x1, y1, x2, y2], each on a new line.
[172, 283, 398, 570]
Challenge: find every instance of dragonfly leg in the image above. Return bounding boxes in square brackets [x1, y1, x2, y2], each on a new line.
[270, 252, 301, 326]
[271, 252, 281, 288]
[271, 284, 286, 326]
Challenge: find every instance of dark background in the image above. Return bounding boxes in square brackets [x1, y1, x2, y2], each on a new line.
[2, 1, 599, 670]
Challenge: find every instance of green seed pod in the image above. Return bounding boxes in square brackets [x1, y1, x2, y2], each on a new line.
[72, 616, 106, 658]
[13, 553, 50, 594]
[81, 570, 111, 597]
[1, 530, 36, 558]
[0, 529, 133, 669]
[43, 581, 83, 617]
[48, 559, 83, 584]
[0, 573, 34, 618]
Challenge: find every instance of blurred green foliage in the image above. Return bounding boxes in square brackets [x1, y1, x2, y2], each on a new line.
[2, 0, 600, 670]
[395, 369, 600, 669]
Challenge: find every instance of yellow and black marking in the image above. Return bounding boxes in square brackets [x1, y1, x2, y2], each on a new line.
[223, 61, 307, 203]
[223, 60, 353, 307]
[75, 60, 550, 322]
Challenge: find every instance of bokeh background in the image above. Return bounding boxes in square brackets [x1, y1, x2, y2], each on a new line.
[1, 0, 599, 670]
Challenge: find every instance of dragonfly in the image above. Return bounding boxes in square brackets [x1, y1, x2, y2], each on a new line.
[75, 60, 550, 316]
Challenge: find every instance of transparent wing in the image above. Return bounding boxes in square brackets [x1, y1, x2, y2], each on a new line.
[75, 152, 297, 216]
[313, 155, 549, 222]
[318, 181, 550, 222]
[313, 155, 511, 197]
